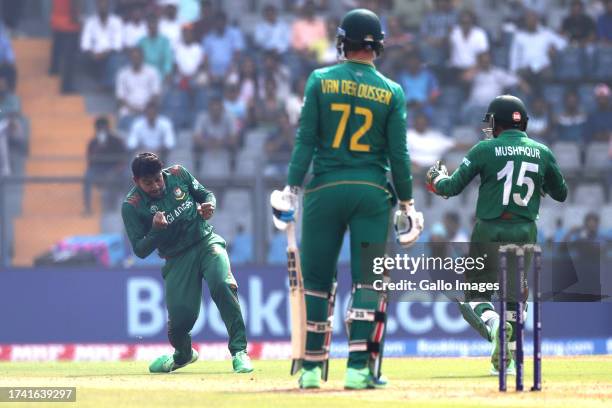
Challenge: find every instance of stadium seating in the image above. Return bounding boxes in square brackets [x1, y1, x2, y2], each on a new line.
[5, 3, 611, 268]
[201, 149, 232, 177]
[551, 142, 581, 175]
[554, 46, 587, 81]
[591, 45, 612, 82]
[12, 38, 100, 266]
[578, 84, 597, 113]
[543, 84, 566, 114]
[234, 148, 261, 177]
[600, 205, 612, 231]
[451, 125, 479, 145]
[564, 204, 593, 229]
[573, 183, 606, 208]
[583, 142, 610, 177]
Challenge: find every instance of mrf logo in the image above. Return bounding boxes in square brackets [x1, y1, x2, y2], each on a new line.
[174, 187, 185, 201]
[512, 111, 522, 122]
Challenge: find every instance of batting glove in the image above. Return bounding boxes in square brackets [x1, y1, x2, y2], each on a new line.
[394, 199, 424, 248]
[270, 185, 300, 230]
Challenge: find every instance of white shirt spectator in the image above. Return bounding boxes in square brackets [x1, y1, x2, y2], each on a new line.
[510, 26, 567, 73]
[127, 116, 176, 151]
[254, 19, 291, 53]
[116, 65, 161, 116]
[285, 93, 303, 126]
[0, 122, 9, 176]
[520, 0, 550, 17]
[160, 18, 182, 49]
[468, 67, 520, 107]
[80, 14, 123, 53]
[123, 20, 147, 48]
[407, 128, 456, 167]
[174, 41, 204, 77]
[449, 26, 489, 68]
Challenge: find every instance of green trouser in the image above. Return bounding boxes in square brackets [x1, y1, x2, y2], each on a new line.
[161, 232, 247, 365]
[466, 218, 537, 342]
[301, 178, 393, 370]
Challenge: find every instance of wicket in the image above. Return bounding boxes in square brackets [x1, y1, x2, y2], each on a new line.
[498, 244, 542, 392]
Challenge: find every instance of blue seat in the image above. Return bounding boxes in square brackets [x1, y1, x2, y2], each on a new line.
[578, 84, 597, 113]
[591, 45, 612, 81]
[161, 87, 192, 130]
[491, 46, 509, 69]
[557, 123, 585, 142]
[420, 43, 446, 67]
[543, 84, 566, 114]
[438, 86, 465, 108]
[554, 46, 587, 81]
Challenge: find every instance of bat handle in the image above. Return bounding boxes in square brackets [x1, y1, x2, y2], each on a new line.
[286, 221, 297, 248]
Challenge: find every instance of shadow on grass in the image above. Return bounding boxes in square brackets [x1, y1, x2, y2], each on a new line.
[230, 388, 359, 395]
[66, 371, 233, 378]
[430, 374, 493, 379]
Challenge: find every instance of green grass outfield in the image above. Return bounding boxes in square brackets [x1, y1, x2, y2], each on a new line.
[0, 357, 611, 408]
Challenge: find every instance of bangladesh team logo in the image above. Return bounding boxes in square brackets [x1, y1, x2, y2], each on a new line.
[150, 205, 158, 214]
[174, 187, 185, 200]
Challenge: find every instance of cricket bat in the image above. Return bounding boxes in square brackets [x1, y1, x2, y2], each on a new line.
[286, 221, 306, 376]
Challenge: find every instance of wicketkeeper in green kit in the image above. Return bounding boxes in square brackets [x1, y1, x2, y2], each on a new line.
[426, 95, 568, 374]
[271, 9, 424, 390]
[121, 152, 253, 374]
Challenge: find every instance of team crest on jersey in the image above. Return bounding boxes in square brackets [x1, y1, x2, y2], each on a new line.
[512, 111, 522, 122]
[150, 205, 159, 214]
[174, 187, 185, 200]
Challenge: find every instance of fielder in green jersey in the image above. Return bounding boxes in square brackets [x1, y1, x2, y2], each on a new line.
[121, 153, 253, 374]
[271, 9, 423, 390]
[426, 95, 568, 374]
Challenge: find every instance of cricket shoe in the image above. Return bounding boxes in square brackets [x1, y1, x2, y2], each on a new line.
[232, 350, 254, 373]
[490, 359, 516, 376]
[490, 321, 513, 372]
[344, 367, 387, 390]
[149, 348, 199, 373]
[298, 366, 321, 389]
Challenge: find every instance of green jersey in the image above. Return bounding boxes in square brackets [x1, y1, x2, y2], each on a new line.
[121, 165, 216, 258]
[287, 60, 413, 200]
[436, 130, 568, 221]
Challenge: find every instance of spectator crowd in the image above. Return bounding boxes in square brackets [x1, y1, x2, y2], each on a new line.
[1, 0, 611, 265]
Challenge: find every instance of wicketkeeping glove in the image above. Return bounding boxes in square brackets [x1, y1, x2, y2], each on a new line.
[393, 199, 424, 248]
[426, 160, 449, 197]
[270, 185, 300, 230]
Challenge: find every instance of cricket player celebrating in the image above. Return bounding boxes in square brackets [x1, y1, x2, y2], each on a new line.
[426, 95, 568, 374]
[271, 9, 424, 390]
[121, 152, 253, 374]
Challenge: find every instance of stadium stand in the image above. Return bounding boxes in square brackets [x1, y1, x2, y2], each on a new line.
[12, 38, 99, 265]
[0, 0, 610, 267]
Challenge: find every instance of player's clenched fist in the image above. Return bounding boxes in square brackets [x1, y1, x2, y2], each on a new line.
[198, 202, 215, 220]
[152, 211, 168, 229]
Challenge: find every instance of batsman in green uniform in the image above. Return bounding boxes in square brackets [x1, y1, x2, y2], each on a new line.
[271, 9, 424, 390]
[426, 95, 568, 374]
[121, 153, 253, 374]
